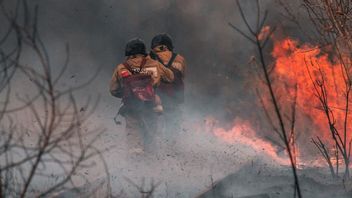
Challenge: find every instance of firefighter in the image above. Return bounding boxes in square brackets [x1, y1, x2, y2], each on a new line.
[110, 38, 174, 154]
[150, 33, 186, 145]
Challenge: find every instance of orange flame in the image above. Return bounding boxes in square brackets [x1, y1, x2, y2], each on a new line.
[258, 25, 270, 41]
[272, 37, 351, 144]
[208, 117, 292, 165]
[207, 33, 352, 168]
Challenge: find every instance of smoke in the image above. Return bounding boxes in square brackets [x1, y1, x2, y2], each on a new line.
[2, 0, 337, 197]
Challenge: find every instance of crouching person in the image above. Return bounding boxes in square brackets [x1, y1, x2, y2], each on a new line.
[110, 38, 174, 155]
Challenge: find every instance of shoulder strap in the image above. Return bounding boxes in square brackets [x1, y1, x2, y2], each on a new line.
[123, 57, 147, 74]
[123, 62, 132, 72]
[166, 53, 178, 68]
[138, 57, 147, 73]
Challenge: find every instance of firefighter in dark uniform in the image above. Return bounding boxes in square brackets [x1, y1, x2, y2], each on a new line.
[150, 34, 186, 146]
[110, 38, 174, 154]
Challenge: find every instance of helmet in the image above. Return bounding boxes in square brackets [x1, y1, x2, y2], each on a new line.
[151, 33, 174, 51]
[125, 38, 147, 56]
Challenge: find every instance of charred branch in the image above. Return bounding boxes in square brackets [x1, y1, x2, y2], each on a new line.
[0, 0, 111, 197]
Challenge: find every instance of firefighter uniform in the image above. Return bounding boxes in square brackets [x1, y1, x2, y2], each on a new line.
[110, 39, 174, 154]
[150, 34, 186, 146]
[151, 47, 186, 105]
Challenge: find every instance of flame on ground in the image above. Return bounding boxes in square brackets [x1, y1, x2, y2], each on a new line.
[207, 32, 352, 168]
[207, 117, 292, 166]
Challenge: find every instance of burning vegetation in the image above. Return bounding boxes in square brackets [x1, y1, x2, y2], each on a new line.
[208, 0, 352, 196]
[209, 34, 352, 172]
[2, 0, 352, 197]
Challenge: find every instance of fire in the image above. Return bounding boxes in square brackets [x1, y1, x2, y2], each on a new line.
[207, 34, 352, 168]
[271, 36, 351, 144]
[208, 117, 292, 165]
[258, 25, 270, 41]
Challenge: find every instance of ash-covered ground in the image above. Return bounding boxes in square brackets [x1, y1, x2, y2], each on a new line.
[55, 111, 352, 197]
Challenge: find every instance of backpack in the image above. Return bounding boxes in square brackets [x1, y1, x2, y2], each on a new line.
[121, 58, 156, 103]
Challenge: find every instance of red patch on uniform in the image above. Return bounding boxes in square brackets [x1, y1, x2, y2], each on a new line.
[121, 70, 130, 78]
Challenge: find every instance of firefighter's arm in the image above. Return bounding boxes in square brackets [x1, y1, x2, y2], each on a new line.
[158, 63, 174, 83]
[109, 64, 130, 98]
[173, 55, 186, 77]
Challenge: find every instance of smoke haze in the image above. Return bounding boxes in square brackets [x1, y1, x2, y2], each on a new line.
[3, 0, 346, 197]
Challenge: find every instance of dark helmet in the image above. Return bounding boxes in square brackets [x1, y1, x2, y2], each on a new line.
[151, 33, 174, 51]
[125, 38, 147, 56]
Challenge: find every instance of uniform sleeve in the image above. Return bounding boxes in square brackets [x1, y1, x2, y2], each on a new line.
[157, 62, 174, 83]
[109, 64, 130, 98]
[173, 55, 186, 77]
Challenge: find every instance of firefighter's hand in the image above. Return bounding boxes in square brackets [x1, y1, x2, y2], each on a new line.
[172, 62, 183, 72]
